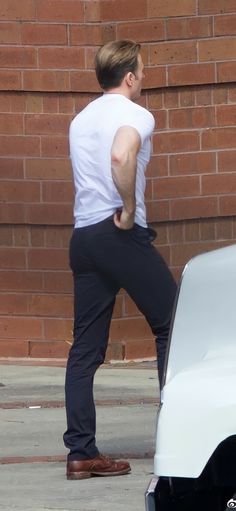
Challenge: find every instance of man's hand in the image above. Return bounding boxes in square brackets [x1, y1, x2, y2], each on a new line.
[113, 208, 135, 230]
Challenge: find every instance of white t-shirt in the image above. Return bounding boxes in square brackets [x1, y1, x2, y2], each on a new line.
[69, 93, 155, 228]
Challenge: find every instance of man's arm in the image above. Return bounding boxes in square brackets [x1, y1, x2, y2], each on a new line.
[111, 125, 141, 230]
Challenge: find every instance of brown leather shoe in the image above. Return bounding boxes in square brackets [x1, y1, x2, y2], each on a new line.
[67, 454, 131, 480]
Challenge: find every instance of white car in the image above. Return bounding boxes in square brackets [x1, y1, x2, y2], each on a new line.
[145, 244, 236, 510]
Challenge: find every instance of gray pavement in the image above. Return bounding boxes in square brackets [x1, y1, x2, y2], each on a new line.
[0, 362, 159, 511]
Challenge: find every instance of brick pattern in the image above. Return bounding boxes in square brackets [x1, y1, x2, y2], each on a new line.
[1, 0, 236, 362]
[1, 2, 236, 91]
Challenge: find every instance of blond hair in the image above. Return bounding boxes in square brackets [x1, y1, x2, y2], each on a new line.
[95, 40, 141, 90]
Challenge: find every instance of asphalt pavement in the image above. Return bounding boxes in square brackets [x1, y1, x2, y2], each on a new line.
[0, 361, 159, 511]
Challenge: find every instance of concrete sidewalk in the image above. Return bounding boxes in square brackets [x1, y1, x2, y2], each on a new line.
[0, 361, 159, 511]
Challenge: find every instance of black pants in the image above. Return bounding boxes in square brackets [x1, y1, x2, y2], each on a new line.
[63, 216, 177, 460]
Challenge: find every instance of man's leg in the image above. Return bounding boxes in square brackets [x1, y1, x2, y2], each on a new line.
[64, 269, 118, 460]
[86, 221, 177, 387]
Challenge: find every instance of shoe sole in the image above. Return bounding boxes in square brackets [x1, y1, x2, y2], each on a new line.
[67, 468, 131, 480]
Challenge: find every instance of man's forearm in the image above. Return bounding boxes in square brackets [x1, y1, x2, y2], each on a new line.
[111, 154, 136, 216]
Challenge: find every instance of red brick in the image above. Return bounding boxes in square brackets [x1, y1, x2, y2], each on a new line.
[146, 155, 168, 178]
[25, 204, 73, 225]
[220, 196, 236, 216]
[146, 200, 170, 222]
[0, 22, 21, 43]
[28, 294, 73, 317]
[201, 128, 236, 150]
[44, 318, 72, 341]
[163, 89, 179, 108]
[41, 136, 69, 157]
[23, 71, 70, 92]
[217, 62, 236, 83]
[25, 158, 71, 180]
[143, 66, 167, 89]
[0, 204, 26, 224]
[216, 218, 233, 240]
[124, 296, 141, 317]
[124, 339, 156, 361]
[85, 47, 98, 70]
[36, 0, 84, 22]
[70, 24, 115, 46]
[30, 226, 45, 247]
[27, 248, 68, 270]
[154, 224, 168, 245]
[216, 105, 236, 126]
[198, 38, 236, 61]
[0, 317, 43, 339]
[45, 227, 71, 248]
[105, 342, 124, 362]
[218, 150, 236, 172]
[0, 293, 29, 314]
[170, 197, 218, 221]
[213, 85, 228, 105]
[179, 88, 195, 107]
[153, 130, 199, 154]
[147, 91, 163, 109]
[84, 0, 101, 22]
[0, 159, 24, 179]
[25, 113, 70, 135]
[0, 248, 26, 269]
[214, 14, 236, 36]
[39, 48, 85, 70]
[26, 94, 43, 113]
[99, 0, 147, 21]
[0, 0, 35, 20]
[150, 41, 197, 65]
[168, 223, 184, 244]
[0, 340, 29, 357]
[168, 63, 215, 87]
[0, 226, 13, 246]
[202, 173, 236, 195]
[195, 86, 212, 106]
[9, 94, 26, 112]
[0, 93, 11, 112]
[0, 47, 37, 68]
[167, 17, 212, 40]
[0, 270, 43, 292]
[198, 0, 236, 14]
[117, 20, 165, 42]
[148, 0, 196, 17]
[169, 106, 215, 129]
[59, 95, 75, 114]
[151, 109, 167, 130]
[228, 84, 236, 103]
[42, 182, 74, 203]
[111, 294, 123, 319]
[154, 176, 200, 199]
[29, 340, 69, 358]
[171, 241, 218, 266]
[43, 271, 72, 294]
[110, 317, 153, 342]
[13, 226, 29, 246]
[0, 71, 21, 90]
[0, 136, 40, 157]
[70, 71, 101, 93]
[42, 94, 59, 113]
[21, 23, 67, 45]
[200, 219, 217, 241]
[0, 181, 40, 203]
[169, 152, 216, 175]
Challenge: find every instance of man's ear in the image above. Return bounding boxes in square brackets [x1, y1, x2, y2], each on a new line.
[125, 72, 134, 88]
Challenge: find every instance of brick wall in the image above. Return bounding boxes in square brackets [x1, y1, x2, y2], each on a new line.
[1, 0, 236, 361]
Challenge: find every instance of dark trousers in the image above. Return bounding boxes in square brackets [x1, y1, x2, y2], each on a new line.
[63, 216, 177, 460]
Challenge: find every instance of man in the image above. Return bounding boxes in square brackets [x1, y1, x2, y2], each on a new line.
[64, 40, 177, 480]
